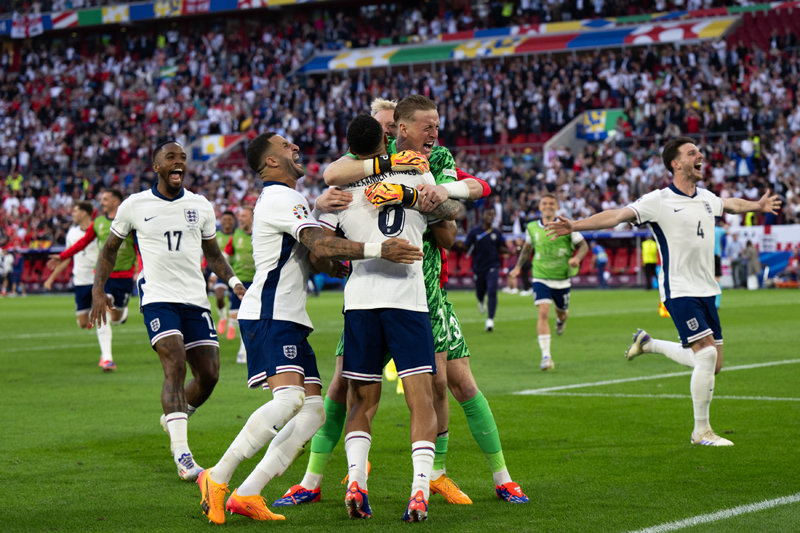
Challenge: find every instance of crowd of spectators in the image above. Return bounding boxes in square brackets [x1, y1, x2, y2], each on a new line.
[1, 1, 799, 259]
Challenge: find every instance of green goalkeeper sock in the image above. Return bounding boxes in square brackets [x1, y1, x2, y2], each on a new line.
[307, 396, 347, 475]
[433, 431, 449, 473]
[460, 391, 507, 473]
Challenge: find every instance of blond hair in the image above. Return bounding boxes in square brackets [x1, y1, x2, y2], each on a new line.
[370, 98, 397, 117]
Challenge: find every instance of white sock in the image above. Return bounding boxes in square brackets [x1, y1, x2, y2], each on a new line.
[649, 339, 696, 368]
[96, 312, 113, 361]
[690, 346, 717, 435]
[229, 317, 238, 330]
[410, 441, 435, 499]
[219, 307, 228, 320]
[492, 467, 512, 486]
[210, 386, 305, 484]
[238, 396, 325, 496]
[238, 338, 247, 356]
[165, 412, 190, 460]
[344, 431, 372, 490]
[300, 472, 323, 491]
[538, 334, 551, 358]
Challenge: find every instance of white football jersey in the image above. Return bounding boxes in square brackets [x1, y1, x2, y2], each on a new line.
[317, 170, 435, 312]
[237, 182, 320, 327]
[627, 184, 723, 301]
[66, 225, 98, 286]
[110, 186, 216, 309]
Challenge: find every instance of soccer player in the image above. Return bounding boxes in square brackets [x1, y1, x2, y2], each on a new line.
[463, 207, 508, 332]
[196, 132, 422, 525]
[548, 137, 781, 446]
[509, 194, 589, 371]
[223, 207, 255, 363]
[323, 95, 527, 505]
[209, 211, 236, 339]
[89, 141, 244, 480]
[44, 201, 111, 367]
[48, 189, 136, 372]
[317, 114, 437, 521]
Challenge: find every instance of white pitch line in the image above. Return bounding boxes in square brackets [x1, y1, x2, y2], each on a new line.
[628, 492, 800, 533]
[516, 359, 800, 395]
[531, 392, 800, 402]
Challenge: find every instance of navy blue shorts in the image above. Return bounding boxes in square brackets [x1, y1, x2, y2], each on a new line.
[142, 302, 219, 351]
[105, 277, 133, 310]
[343, 309, 435, 382]
[239, 318, 320, 390]
[228, 281, 252, 311]
[664, 296, 723, 347]
[74, 285, 92, 313]
[533, 282, 571, 311]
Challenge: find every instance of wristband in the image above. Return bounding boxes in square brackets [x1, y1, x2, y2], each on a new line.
[228, 276, 242, 290]
[363, 242, 381, 259]
[441, 180, 470, 200]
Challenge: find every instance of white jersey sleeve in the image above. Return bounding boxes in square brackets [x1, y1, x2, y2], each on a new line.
[570, 232, 585, 245]
[66, 225, 98, 286]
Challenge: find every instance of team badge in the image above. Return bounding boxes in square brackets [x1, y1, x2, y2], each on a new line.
[150, 318, 161, 332]
[703, 202, 713, 216]
[283, 345, 298, 359]
[184, 208, 199, 224]
[292, 204, 309, 220]
[686, 318, 699, 331]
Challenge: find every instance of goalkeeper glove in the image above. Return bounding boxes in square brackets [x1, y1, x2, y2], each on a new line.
[364, 181, 419, 208]
[366, 150, 430, 175]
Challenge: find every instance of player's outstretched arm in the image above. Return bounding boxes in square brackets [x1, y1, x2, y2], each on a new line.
[723, 190, 781, 215]
[89, 234, 123, 327]
[546, 207, 636, 239]
[202, 239, 245, 297]
[44, 257, 71, 290]
[323, 151, 429, 186]
[299, 226, 423, 264]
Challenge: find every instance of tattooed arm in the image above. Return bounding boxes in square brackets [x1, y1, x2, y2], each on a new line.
[298, 226, 423, 264]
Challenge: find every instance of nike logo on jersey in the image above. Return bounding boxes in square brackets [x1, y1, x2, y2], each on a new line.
[144, 216, 158, 221]
[673, 208, 685, 212]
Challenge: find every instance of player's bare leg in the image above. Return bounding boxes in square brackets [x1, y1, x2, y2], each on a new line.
[536, 301, 554, 370]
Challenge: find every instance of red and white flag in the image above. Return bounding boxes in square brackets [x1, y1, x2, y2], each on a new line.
[52, 11, 79, 29]
[182, 0, 210, 14]
[10, 12, 43, 39]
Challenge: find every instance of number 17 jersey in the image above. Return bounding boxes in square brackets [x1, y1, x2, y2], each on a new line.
[111, 185, 217, 309]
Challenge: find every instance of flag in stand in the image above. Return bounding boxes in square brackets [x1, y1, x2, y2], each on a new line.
[10, 12, 44, 38]
[199, 135, 244, 161]
[182, 0, 211, 14]
[51, 11, 79, 29]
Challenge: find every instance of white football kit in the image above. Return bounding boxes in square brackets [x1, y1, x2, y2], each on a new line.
[317, 170, 435, 312]
[627, 184, 723, 301]
[65, 225, 98, 286]
[237, 181, 320, 327]
[110, 186, 217, 309]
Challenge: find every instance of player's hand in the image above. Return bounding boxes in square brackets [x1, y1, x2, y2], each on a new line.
[89, 290, 113, 328]
[757, 189, 782, 214]
[508, 266, 520, 279]
[546, 216, 573, 239]
[370, 150, 429, 175]
[46, 255, 61, 271]
[380, 238, 424, 264]
[328, 260, 350, 279]
[233, 283, 246, 298]
[415, 183, 448, 212]
[43, 277, 54, 291]
[364, 182, 418, 208]
[315, 187, 353, 213]
[568, 257, 580, 269]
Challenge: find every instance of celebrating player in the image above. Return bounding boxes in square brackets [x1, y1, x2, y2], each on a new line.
[509, 194, 589, 370]
[196, 132, 422, 524]
[89, 141, 244, 480]
[547, 137, 781, 446]
[222, 206, 255, 363]
[209, 211, 236, 339]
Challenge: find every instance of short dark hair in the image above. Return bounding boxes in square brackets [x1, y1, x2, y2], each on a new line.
[106, 188, 123, 203]
[152, 140, 183, 163]
[75, 201, 93, 216]
[346, 115, 384, 157]
[662, 137, 696, 175]
[246, 132, 277, 173]
[221, 210, 235, 219]
[394, 94, 437, 124]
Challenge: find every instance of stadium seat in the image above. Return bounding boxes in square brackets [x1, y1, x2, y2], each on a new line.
[611, 248, 630, 274]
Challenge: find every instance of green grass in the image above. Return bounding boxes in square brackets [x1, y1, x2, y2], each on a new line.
[2, 288, 799, 532]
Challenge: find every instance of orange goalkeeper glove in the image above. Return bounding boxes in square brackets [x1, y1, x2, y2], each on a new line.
[367, 150, 430, 175]
[364, 181, 419, 208]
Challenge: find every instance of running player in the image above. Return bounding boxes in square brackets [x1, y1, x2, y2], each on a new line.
[209, 211, 236, 338]
[223, 207, 255, 363]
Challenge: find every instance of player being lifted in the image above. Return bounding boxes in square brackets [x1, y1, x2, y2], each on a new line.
[509, 193, 588, 370]
[90, 141, 244, 480]
[548, 137, 781, 446]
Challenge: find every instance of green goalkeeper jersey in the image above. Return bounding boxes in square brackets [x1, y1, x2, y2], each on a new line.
[525, 220, 582, 282]
[227, 228, 255, 282]
[94, 215, 136, 273]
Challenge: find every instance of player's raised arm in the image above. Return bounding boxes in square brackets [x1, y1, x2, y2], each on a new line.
[722, 189, 781, 215]
[323, 151, 429, 187]
[201, 238, 245, 297]
[546, 207, 637, 239]
[89, 233, 124, 327]
[298, 226, 422, 264]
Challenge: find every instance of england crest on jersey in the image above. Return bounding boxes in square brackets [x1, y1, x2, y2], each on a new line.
[150, 318, 161, 332]
[184, 208, 199, 224]
[283, 345, 298, 359]
[686, 318, 699, 331]
[703, 202, 713, 216]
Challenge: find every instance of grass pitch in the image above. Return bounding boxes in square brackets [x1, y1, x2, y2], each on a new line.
[2, 288, 799, 532]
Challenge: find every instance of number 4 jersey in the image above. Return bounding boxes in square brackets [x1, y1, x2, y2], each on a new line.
[317, 170, 435, 312]
[627, 184, 723, 301]
[110, 185, 217, 309]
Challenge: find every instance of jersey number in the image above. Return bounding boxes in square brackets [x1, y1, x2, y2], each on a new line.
[696, 221, 704, 239]
[378, 205, 405, 237]
[164, 230, 183, 251]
